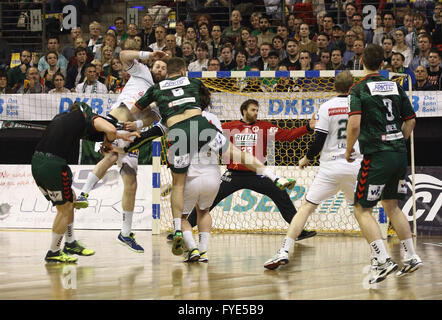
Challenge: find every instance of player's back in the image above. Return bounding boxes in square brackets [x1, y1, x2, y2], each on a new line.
[316, 96, 361, 165]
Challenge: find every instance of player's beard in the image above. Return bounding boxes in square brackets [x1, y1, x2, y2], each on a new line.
[245, 112, 257, 123]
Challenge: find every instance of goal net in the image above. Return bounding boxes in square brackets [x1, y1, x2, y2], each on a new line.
[155, 70, 413, 235]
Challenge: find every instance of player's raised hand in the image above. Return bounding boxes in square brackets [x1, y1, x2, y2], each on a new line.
[150, 50, 169, 61]
[123, 121, 138, 131]
[117, 131, 140, 142]
[309, 113, 318, 130]
[298, 156, 309, 169]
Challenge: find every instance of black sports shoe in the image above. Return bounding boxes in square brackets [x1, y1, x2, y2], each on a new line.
[296, 229, 317, 241]
[166, 233, 174, 241]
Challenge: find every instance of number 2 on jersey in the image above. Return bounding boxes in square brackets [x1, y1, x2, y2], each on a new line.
[337, 119, 348, 140]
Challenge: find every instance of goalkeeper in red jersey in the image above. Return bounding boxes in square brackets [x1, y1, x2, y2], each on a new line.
[179, 99, 318, 242]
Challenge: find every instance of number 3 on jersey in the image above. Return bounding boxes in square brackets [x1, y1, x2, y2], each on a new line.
[383, 98, 394, 121]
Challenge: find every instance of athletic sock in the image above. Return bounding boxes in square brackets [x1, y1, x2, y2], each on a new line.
[121, 211, 133, 237]
[81, 172, 99, 195]
[183, 231, 197, 249]
[65, 223, 75, 243]
[281, 236, 295, 253]
[50, 232, 64, 253]
[262, 167, 278, 182]
[400, 238, 416, 259]
[369, 239, 389, 264]
[173, 218, 182, 232]
[198, 232, 210, 252]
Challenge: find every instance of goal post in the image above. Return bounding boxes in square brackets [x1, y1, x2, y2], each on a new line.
[151, 70, 416, 236]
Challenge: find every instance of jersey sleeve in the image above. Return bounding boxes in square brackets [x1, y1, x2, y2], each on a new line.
[348, 85, 362, 116]
[398, 85, 416, 120]
[273, 122, 309, 141]
[134, 85, 155, 111]
[315, 103, 330, 134]
[126, 59, 154, 86]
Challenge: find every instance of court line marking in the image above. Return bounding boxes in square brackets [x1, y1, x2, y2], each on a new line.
[423, 242, 442, 247]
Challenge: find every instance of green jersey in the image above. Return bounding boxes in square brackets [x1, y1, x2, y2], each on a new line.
[349, 74, 416, 155]
[134, 76, 205, 122]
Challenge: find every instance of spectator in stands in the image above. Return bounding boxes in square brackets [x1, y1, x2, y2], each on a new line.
[299, 23, 317, 56]
[382, 35, 395, 67]
[429, 2, 442, 33]
[250, 12, 262, 35]
[106, 58, 124, 93]
[236, 27, 251, 52]
[101, 45, 116, 76]
[312, 10, 326, 36]
[207, 58, 221, 71]
[198, 23, 212, 48]
[66, 47, 88, 90]
[7, 50, 33, 90]
[184, 26, 198, 49]
[0, 33, 12, 70]
[256, 15, 274, 47]
[393, 29, 413, 68]
[48, 73, 70, 93]
[330, 48, 345, 70]
[220, 45, 237, 71]
[132, 35, 143, 51]
[313, 32, 330, 62]
[266, 50, 280, 71]
[210, 24, 223, 59]
[182, 41, 196, 67]
[299, 50, 312, 71]
[87, 21, 103, 58]
[245, 35, 260, 66]
[427, 49, 442, 89]
[413, 65, 437, 91]
[340, 2, 357, 32]
[319, 49, 331, 69]
[322, 14, 335, 40]
[232, 49, 250, 71]
[280, 39, 300, 70]
[372, 12, 396, 46]
[17, 67, 44, 93]
[62, 27, 83, 61]
[342, 29, 357, 65]
[75, 63, 107, 93]
[38, 36, 68, 74]
[149, 25, 167, 51]
[97, 33, 120, 60]
[330, 25, 346, 52]
[127, 23, 139, 40]
[67, 37, 94, 69]
[432, 9, 442, 49]
[138, 14, 156, 50]
[223, 10, 243, 41]
[40, 51, 66, 92]
[276, 24, 289, 43]
[313, 61, 326, 70]
[409, 33, 432, 71]
[0, 71, 12, 94]
[397, 12, 414, 36]
[254, 42, 273, 70]
[346, 39, 364, 70]
[165, 34, 183, 58]
[114, 17, 128, 46]
[91, 59, 106, 84]
[351, 13, 373, 44]
[272, 35, 287, 61]
[188, 42, 209, 71]
[406, 12, 427, 55]
[391, 52, 415, 90]
[175, 20, 185, 47]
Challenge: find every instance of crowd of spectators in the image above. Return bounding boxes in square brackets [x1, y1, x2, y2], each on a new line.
[1, 0, 441, 94]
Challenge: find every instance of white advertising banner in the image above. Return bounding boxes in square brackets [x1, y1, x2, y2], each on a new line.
[0, 91, 440, 121]
[0, 165, 152, 230]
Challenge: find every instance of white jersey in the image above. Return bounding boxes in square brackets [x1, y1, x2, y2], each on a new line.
[111, 59, 155, 111]
[315, 96, 362, 166]
[186, 111, 223, 178]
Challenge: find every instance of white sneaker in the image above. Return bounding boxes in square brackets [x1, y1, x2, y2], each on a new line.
[396, 254, 423, 277]
[369, 257, 398, 284]
[264, 250, 289, 270]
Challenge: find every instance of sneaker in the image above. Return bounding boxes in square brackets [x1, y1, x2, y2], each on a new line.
[45, 250, 78, 263]
[264, 250, 289, 270]
[296, 229, 317, 241]
[369, 257, 398, 284]
[184, 248, 200, 262]
[172, 230, 184, 256]
[117, 232, 144, 253]
[63, 240, 95, 256]
[74, 192, 89, 209]
[275, 178, 296, 190]
[396, 255, 423, 278]
[199, 251, 208, 263]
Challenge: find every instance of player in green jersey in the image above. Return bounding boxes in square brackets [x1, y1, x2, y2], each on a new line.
[32, 102, 138, 263]
[345, 44, 422, 284]
[132, 57, 296, 256]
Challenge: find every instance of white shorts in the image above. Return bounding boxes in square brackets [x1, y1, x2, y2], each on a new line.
[113, 130, 139, 174]
[305, 161, 360, 205]
[183, 173, 221, 215]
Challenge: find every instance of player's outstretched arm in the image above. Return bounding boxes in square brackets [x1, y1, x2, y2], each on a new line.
[119, 50, 168, 69]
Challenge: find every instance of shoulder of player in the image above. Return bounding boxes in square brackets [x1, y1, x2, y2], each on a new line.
[222, 120, 242, 129]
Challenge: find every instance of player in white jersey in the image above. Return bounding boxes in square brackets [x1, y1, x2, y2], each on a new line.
[264, 70, 361, 270]
[180, 110, 223, 262]
[75, 42, 168, 252]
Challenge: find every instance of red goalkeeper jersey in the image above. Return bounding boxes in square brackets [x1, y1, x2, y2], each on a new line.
[222, 120, 310, 171]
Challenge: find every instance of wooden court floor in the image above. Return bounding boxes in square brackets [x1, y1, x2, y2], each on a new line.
[0, 229, 440, 300]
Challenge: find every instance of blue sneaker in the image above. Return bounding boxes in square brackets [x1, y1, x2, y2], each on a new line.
[74, 192, 89, 209]
[117, 232, 144, 253]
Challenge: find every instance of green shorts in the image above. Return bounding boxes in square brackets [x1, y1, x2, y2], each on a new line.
[31, 152, 74, 205]
[354, 151, 408, 208]
[167, 115, 226, 174]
